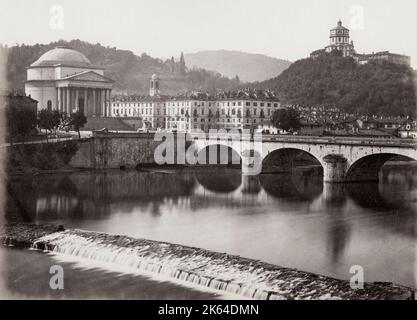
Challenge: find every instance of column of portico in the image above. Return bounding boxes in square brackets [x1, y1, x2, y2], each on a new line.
[100, 89, 105, 117]
[55, 88, 59, 111]
[62, 88, 66, 114]
[62, 88, 65, 113]
[102, 89, 105, 117]
[104, 89, 108, 117]
[97, 89, 102, 117]
[66, 87, 71, 115]
[96, 89, 100, 117]
[75, 88, 79, 112]
[57, 87, 62, 112]
[104, 89, 109, 117]
[107, 89, 111, 117]
[101, 89, 105, 117]
[92, 88, 97, 117]
[84, 88, 88, 116]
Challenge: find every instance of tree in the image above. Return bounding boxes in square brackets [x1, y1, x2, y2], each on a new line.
[37, 109, 63, 142]
[271, 108, 301, 132]
[179, 52, 186, 76]
[68, 111, 87, 139]
[258, 54, 416, 117]
[170, 56, 175, 73]
[7, 107, 37, 145]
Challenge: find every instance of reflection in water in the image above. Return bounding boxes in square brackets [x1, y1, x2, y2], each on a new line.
[260, 171, 323, 202]
[195, 170, 241, 193]
[5, 164, 417, 289]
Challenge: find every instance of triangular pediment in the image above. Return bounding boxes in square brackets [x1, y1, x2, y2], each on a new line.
[61, 71, 113, 83]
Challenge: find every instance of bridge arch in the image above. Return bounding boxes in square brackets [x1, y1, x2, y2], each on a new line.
[261, 147, 324, 175]
[346, 152, 416, 182]
[192, 142, 242, 166]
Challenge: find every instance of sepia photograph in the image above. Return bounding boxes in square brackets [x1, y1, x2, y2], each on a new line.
[0, 0, 416, 310]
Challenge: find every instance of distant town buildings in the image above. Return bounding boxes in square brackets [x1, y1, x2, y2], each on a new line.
[111, 75, 281, 132]
[25, 46, 114, 116]
[310, 20, 411, 66]
[293, 104, 416, 138]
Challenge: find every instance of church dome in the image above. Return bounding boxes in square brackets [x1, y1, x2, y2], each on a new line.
[31, 46, 93, 67]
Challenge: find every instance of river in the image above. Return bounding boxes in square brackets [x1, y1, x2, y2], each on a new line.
[3, 163, 417, 298]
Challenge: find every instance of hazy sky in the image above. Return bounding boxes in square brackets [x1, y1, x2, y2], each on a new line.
[0, 0, 416, 67]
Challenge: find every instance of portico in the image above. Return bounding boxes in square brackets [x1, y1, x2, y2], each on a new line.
[55, 72, 113, 117]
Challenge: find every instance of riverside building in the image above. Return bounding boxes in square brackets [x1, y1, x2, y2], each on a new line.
[111, 75, 281, 132]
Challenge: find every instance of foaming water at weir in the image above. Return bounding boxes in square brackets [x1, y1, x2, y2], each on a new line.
[31, 230, 414, 300]
[32, 232, 272, 300]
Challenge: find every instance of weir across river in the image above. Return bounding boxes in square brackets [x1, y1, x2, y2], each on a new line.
[69, 131, 417, 183]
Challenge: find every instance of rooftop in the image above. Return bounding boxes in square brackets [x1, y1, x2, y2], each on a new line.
[30, 46, 101, 69]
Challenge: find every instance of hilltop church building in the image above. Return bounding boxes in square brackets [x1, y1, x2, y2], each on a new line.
[310, 20, 410, 66]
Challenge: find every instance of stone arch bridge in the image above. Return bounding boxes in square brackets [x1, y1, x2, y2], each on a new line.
[70, 132, 417, 183]
[193, 134, 417, 182]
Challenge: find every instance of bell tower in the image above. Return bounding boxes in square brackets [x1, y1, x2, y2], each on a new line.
[150, 74, 160, 97]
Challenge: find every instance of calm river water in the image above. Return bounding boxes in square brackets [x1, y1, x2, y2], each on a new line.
[2, 164, 417, 298]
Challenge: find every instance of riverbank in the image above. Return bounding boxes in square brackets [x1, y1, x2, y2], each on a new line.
[6, 140, 80, 175]
[1, 223, 414, 300]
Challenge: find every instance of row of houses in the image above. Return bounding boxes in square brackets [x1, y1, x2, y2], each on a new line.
[298, 109, 417, 138]
[111, 83, 281, 132]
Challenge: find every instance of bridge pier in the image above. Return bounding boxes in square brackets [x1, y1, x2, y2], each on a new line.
[241, 151, 263, 176]
[323, 154, 348, 183]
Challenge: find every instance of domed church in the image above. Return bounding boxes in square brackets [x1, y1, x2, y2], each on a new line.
[25, 46, 113, 117]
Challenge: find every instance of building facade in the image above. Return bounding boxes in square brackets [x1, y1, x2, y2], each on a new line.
[356, 51, 411, 66]
[111, 96, 166, 129]
[25, 46, 114, 117]
[111, 76, 281, 132]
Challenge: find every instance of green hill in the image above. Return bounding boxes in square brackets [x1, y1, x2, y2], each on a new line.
[2, 39, 240, 95]
[255, 52, 416, 116]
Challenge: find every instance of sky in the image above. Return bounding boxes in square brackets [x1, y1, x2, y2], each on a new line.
[0, 0, 416, 68]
